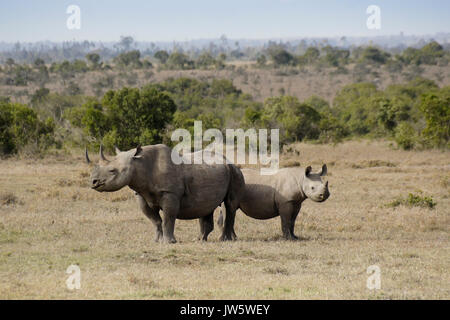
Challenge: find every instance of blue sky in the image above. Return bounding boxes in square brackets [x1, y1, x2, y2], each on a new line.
[0, 0, 449, 42]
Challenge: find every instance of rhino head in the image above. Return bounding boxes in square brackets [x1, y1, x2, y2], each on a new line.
[85, 145, 143, 192]
[302, 164, 330, 202]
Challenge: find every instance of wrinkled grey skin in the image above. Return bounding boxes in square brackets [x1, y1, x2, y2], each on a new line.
[87, 144, 245, 243]
[218, 165, 330, 240]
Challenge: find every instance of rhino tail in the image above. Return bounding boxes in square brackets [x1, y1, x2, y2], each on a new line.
[218, 165, 244, 228]
[227, 164, 246, 202]
[217, 203, 225, 228]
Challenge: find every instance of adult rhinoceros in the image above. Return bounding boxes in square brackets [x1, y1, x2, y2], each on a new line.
[86, 144, 245, 243]
[218, 165, 330, 240]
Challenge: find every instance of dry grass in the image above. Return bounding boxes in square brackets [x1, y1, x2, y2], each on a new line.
[0, 140, 449, 299]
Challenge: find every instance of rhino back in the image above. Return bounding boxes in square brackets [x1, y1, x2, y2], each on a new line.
[239, 168, 304, 219]
[178, 164, 230, 219]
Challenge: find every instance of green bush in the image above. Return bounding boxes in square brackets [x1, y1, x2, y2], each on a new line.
[322, 46, 350, 67]
[114, 50, 142, 68]
[419, 91, 450, 148]
[359, 46, 390, 64]
[267, 46, 294, 66]
[154, 50, 169, 64]
[333, 83, 379, 135]
[261, 96, 321, 143]
[0, 101, 55, 154]
[318, 113, 347, 143]
[166, 52, 194, 70]
[196, 52, 217, 69]
[66, 87, 177, 151]
[387, 193, 436, 209]
[399, 41, 445, 66]
[394, 122, 417, 150]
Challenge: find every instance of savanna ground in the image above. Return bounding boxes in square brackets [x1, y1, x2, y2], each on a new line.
[0, 140, 449, 299]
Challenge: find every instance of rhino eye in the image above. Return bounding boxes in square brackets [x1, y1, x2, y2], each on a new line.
[109, 169, 117, 174]
[311, 186, 315, 190]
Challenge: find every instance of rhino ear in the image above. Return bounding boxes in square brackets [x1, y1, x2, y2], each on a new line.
[305, 166, 312, 177]
[133, 145, 143, 159]
[320, 164, 327, 176]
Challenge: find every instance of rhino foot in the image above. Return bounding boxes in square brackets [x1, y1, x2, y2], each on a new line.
[162, 236, 177, 244]
[283, 233, 299, 241]
[219, 233, 237, 241]
[154, 232, 163, 243]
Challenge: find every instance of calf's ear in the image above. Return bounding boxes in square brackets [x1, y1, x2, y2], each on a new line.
[320, 164, 327, 176]
[133, 145, 143, 159]
[305, 166, 312, 177]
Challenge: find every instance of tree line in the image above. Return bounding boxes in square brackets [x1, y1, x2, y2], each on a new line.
[1, 76, 448, 156]
[1, 41, 449, 88]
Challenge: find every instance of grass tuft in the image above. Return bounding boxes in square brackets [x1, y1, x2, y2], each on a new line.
[0, 192, 22, 206]
[387, 193, 437, 209]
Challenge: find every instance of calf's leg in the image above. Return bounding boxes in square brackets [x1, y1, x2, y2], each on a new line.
[198, 212, 214, 241]
[279, 202, 300, 240]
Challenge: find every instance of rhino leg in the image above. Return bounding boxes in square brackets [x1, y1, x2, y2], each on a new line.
[198, 212, 214, 241]
[136, 194, 163, 242]
[279, 202, 300, 240]
[159, 193, 179, 244]
[289, 207, 300, 240]
[219, 165, 244, 241]
[219, 201, 238, 241]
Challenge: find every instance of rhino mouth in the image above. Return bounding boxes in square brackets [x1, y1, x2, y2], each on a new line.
[92, 182, 105, 189]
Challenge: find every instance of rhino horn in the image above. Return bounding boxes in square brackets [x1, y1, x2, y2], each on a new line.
[85, 147, 91, 164]
[99, 144, 108, 162]
[114, 145, 121, 155]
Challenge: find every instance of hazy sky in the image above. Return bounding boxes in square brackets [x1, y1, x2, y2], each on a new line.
[0, 0, 449, 42]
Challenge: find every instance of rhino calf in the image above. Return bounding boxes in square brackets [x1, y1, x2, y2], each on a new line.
[86, 144, 245, 243]
[219, 165, 330, 240]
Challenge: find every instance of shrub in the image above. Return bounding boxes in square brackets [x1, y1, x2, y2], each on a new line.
[166, 52, 194, 70]
[387, 193, 436, 209]
[267, 46, 294, 66]
[419, 91, 450, 148]
[333, 83, 379, 135]
[0, 192, 21, 206]
[256, 55, 267, 67]
[0, 101, 55, 154]
[67, 87, 177, 151]
[154, 50, 169, 64]
[318, 113, 347, 143]
[262, 96, 322, 143]
[359, 46, 390, 64]
[196, 52, 216, 69]
[400, 41, 445, 66]
[394, 122, 417, 150]
[114, 50, 142, 68]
